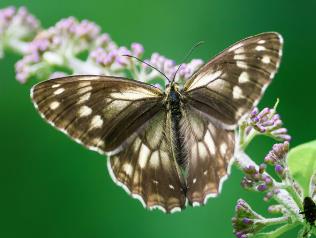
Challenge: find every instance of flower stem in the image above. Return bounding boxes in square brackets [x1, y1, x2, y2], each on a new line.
[5, 38, 30, 55]
[285, 183, 303, 211]
[240, 129, 258, 150]
[260, 216, 289, 226]
[65, 56, 102, 74]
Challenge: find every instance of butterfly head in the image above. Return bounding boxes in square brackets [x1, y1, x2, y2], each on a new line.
[164, 82, 182, 105]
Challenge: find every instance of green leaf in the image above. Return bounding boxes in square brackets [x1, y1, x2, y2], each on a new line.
[287, 140, 316, 197]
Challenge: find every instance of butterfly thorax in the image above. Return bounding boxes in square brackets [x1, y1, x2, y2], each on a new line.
[166, 84, 187, 170]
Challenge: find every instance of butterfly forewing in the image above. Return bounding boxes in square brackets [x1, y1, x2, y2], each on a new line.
[183, 32, 283, 126]
[31, 75, 164, 154]
[108, 111, 187, 213]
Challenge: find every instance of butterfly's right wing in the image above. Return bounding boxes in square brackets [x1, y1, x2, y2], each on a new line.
[183, 32, 283, 127]
[181, 105, 235, 206]
[108, 110, 187, 213]
[31, 75, 164, 154]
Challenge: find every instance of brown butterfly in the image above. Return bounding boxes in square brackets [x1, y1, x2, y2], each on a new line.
[31, 32, 283, 213]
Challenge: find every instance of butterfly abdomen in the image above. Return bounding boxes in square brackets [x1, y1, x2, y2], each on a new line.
[169, 87, 187, 169]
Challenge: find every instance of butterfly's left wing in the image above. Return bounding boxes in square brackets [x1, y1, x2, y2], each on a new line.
[183, 32, 283, 127]
[31, 76, 187, 213]
[31, 75, 164, 154]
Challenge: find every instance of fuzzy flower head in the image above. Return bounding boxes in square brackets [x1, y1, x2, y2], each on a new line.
[89, 44, 135, 71]
[29, 17, 100, 58]
[245, 106, 291, 142]
[5, 7, 204, 85]
[0, 6, 40, 58]
[241, 163, 275, 194]
[15, 17, 101, 83]
[232, 199, 266, 238]
[264, 141, 290, 179]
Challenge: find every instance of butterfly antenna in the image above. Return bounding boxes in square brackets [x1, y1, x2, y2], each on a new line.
[171, 41, 205, 84]
[122, 54, 171, 83]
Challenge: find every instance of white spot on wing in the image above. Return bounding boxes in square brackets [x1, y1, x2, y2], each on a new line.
[232, 86, 244, 99]
[204, 130, 216, 155]
[138, 144, 150, 169]
[238, 72, 249, 83]
[198, 142, 208, 160]
[54, 88, 65, 95]
[258, 40, 266, 44]
[78, 92, 91, 104]
[236, 61, 248, 69]
[169, 184, 175, 190]
[153, 180, 159, 184]
[122, 163, 133, 176]
[90, 115, 103, 129]
[220, 143, 227, 156]
[193, 178, 197, 184]
[255, 45, 266, 51]
[52, 84, 60, 88]
[233, 54, 246, 60]
[149, 151, 160, 169]
[50, 101, 60, 110]
[78, 105, 92, 117]
[262, 55, 270, 64]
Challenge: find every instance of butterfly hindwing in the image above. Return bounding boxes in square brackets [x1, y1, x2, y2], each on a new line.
[181, 105, 235, 205]
[31, 75, 164, 154]
[183, 32, 283, 126]
[108, 111, 187, 213]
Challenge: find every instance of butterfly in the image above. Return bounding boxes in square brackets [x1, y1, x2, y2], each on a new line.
[31, 32, 283, 213]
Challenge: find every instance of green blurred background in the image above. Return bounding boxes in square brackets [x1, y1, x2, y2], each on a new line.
[0, 0, 315, 237]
